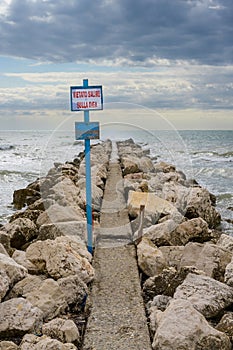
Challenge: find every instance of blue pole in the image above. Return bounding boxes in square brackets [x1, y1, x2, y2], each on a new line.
[83, 79, 93, 254]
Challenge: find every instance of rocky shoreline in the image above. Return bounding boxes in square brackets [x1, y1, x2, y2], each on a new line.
[1, 138, 233, 349]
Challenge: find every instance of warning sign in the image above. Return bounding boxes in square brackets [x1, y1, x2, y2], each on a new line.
[70, 86, 103, 111]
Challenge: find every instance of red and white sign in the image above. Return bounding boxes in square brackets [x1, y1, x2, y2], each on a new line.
[70, 86, 103, 111]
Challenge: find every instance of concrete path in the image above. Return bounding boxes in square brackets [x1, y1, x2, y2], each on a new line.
[83, 153, 152, 349]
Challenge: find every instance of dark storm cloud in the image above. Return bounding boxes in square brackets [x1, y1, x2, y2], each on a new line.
[0, 0, 232, 65]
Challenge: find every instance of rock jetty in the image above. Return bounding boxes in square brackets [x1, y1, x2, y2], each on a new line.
[0, 138, 233, 349]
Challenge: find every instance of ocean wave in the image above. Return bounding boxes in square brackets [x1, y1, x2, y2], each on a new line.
[217, 193, 233, 201]
[192, 150, 233, 161]
[0, 145, 15, 151]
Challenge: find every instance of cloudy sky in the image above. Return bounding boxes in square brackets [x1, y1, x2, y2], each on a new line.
[0, 0, 232, 130]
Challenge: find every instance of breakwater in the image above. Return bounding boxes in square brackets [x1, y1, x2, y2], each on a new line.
[0, 139, 233, 349]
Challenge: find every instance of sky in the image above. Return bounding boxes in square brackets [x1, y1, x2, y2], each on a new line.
[0, 0, 232, 131]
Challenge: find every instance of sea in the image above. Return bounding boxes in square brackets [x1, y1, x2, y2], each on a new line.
[0, 129, 232, 235]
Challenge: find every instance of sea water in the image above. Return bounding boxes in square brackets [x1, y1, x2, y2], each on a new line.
[0, 129, 232, 235]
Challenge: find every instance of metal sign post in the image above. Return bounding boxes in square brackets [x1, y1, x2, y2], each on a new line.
[70, 79, 103, 254]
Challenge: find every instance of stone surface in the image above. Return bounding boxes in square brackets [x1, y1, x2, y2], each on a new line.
[38, 221, 87, 242]
[77, 178, 103, 211]
[185, 187, 221, 228]
[217, 233, 233, 253]
[137, 237, 166, 277]
[152, 299, 231, 350]
[4, 218, 38, 249]
[13, 187, 40, 210]
[57, 275, 88, 306]
[48, 177, 80, 206]
[26, 236, 94, 283]
[127, 190, 179, 230]
[0, 253, 27, 287]
[0, 269, 10, 301]
[143, 266, 204, 301]
[36, 203, 85, 226]
[24, 278, 68, 321]
[224, 256, 233, 287]
[179, 242, 232, 281]
[216, 312, 233, 337]
[20, 334, 77, 350]
[145, 217, 212, 246]
[0, 242, 9, 255]
[12, 250, 39, 274]
[174, 273, 233, 318]
[42, 318, 80, 343]
[7, 275, 45, 299]
[0, 341, 19, 350]
[0, 231, 13, 255]
[0, 298, 43, 338]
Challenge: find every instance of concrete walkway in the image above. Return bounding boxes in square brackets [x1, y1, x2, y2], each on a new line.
[83, 155, 152, 349]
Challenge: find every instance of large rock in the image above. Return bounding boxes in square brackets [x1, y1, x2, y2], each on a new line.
[224, 256, 233, 287]
[0, 298, 43, 338]
[137, 237, 167, 277]
[48, 177, 80, 206]
[7, 275, 45, 300]
[57, 275, 88, 306]
[3, 218, 38, 249]
[38, 221, 87, 242]
[0, 243, 9, 255]
[0, 341, 18, 349]
[26, 278, 68, 321]
[159, 242, 232, 281]
[0, 269, 10, 301]
[26, 236, 94, 283]
[9, 209, 42, 225]
[170, 217, 211, 245]
[179, 242, 232, 281]
[174, 273, 233, 318]
[0, 253, 27, 287]
[42, 318, 80, 344]
[216, 312, 233, 337]
[159, 245, 184, 269]
[13, 188, 40, 210]
[185, 187, 221, 228]
[0, 231, 12, 255]
[127, 191, 179, 226]
[36, 204, 85, 226]
[143, 266, 204, 302]
[217, 233, 233, 253]
[12, 250, 39, 274]
[20, 334, 77, 350]
[152, 299, 231, 350]
[77, 178, 103, 211]
[144, 217, 211, 247]
[120, 157, 140, 176]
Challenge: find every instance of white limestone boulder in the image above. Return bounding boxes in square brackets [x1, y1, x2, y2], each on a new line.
[12, 250, 39, 274]
[0, 298, 43, 338]
[137, 237, 167, 277]
[25, 278, 68, 321]
[0, 269, 10, 301]
[185, 186, 221, 228]
[20, 334, 77, 350]
[26, 236, 94, 283]
[38, 221, 87, 242]
[217, 233, 233, 253]
[0, 341, 19, 349]
[174, 273, 233, 318]
[36, 203, 85, 226]
[0, 253, 27, 287]
[42, 318, 80, 344]
[152, 299, 231, 350]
